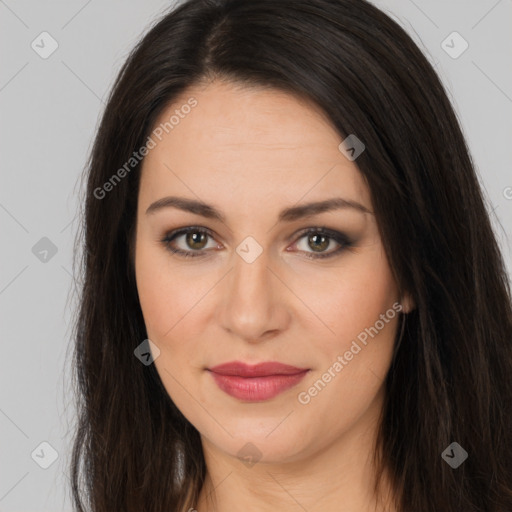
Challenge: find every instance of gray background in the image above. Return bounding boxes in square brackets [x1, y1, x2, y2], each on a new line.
[0, 0, 511, 510]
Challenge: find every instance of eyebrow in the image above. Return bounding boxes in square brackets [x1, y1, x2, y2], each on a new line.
[145, 195, 372, 222]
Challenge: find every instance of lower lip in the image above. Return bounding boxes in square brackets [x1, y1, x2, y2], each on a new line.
[209, 370, 309, 401]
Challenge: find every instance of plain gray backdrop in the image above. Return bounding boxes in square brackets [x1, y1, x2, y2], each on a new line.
[1, 0, 511, 510]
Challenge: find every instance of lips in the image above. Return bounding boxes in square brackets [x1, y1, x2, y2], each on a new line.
[207, 361, 310, 401]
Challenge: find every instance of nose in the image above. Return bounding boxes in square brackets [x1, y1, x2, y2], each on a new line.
[216, 248, 291, 344]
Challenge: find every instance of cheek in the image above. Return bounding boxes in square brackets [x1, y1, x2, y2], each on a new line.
[134, 244, 217, 402]
[135, 263, 172, 338]
[135, 247, 203, 401]
[294, 245, 400, 421]
[300, 244, 399, 354]
[135, 243, 200, 339]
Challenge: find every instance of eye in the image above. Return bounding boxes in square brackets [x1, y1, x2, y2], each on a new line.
[290, 227, 352, 259]
[161, 226, 219, 258]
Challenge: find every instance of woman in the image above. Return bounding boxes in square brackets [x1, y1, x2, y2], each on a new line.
[70, 0, 512, 511]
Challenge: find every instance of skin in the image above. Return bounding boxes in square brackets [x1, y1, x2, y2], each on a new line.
[134, 79, 413, 512]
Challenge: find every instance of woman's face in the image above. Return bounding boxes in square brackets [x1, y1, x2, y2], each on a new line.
[135, 80, 410, 465]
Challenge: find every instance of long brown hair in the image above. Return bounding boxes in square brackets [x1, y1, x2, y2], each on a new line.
[70, 0, 512, 510]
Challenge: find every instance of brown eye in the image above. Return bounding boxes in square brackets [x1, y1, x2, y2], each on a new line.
[292, 228, 352, 260]
[307, 233, 330, 252]
[162, 227, 218, 258]
[185, 231, 208, 250]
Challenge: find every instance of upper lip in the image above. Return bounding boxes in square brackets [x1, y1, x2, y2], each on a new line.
[208, 361, 309, 377]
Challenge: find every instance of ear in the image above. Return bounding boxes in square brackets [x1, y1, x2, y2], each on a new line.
[399, 291, 415, 314]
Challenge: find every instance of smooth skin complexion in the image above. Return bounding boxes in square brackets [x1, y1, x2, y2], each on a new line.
[134, 79, 413, 512]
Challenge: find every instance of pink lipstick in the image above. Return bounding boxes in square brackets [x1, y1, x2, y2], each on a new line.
[208, 361, 309, 401]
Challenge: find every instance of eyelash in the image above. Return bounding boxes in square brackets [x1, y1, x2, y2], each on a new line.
[161, 226, 353, 260]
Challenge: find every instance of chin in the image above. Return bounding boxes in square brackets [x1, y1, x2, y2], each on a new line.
[202, 417, 314, 465]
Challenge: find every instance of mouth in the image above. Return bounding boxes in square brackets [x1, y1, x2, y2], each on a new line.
[207, 361, 310, 402]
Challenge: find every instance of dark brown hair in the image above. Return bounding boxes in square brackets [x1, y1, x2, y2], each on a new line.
[70, 0, 512, 510]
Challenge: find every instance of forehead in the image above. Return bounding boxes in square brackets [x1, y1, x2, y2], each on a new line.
[139, 80, 371, 210]
[153, 79, 338, 145]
